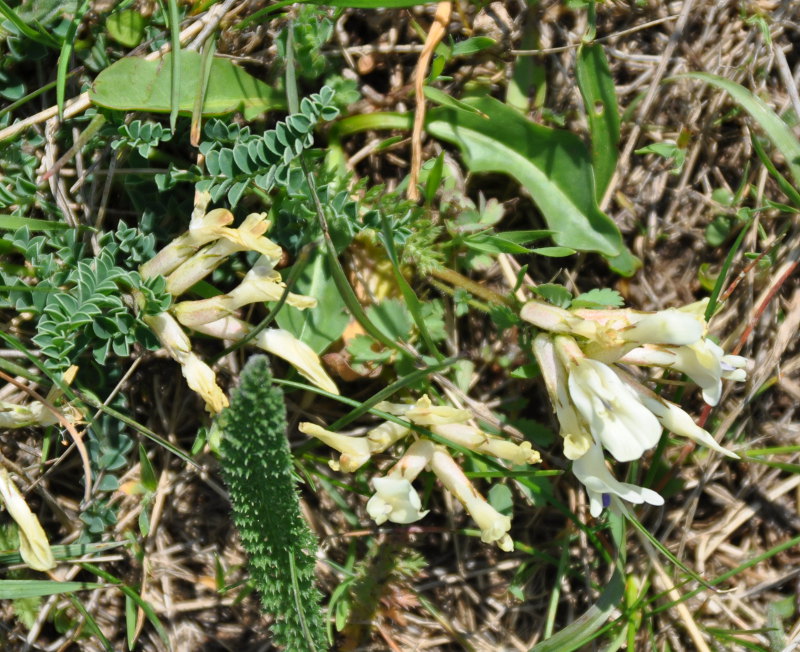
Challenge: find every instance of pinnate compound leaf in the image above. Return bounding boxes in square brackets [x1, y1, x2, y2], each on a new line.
[90, 52, 284, 119]
[426, 96, 637, 275]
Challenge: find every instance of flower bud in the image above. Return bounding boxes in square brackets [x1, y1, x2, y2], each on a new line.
[0, 468, 55, 571]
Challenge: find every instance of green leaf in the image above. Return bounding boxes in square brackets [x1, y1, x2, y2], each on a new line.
[0, 580, 102, 599]
[423, 86, 487, 116]
[571, 288, 624, 309]
[105, 10, 146, 48]
[138, 444, 158, 493]
[426, 96, 636, 275]
[684, 72, 800, 187]
[532, 284, 573, 308]
[451, 36, 496, 57]
[635, 141, 686, 174]
[366, 298, 412, 341]
[705, 215, 734, 247]
[347, 334, 392, 363]
[576, 44, 620, 200]
[89, 52, 285, 120]
[530, 246, 576, 257]
[0, 215, 73, 231]
[0, 0, 58, 48]
[274, 255, 349, 354]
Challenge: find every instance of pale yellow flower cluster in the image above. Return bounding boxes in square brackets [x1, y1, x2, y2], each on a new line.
[524, 298, 747, 517]
[300, 394, 541, 551]
[140, 199, 338, 413]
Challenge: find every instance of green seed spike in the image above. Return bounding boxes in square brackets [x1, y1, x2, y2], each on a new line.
[218, 356, 325, 651]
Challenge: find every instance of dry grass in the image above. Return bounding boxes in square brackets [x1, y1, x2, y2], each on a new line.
[2, 0, 800, 650]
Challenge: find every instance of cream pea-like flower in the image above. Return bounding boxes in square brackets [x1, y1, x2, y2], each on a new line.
[429, 447, 513, 551]
[621, 339, 748, 406]
[256, 329, 339, 396]
[299, 423, 372, 472]
[555, 337, 662, 463]
[366, 439, 434, 524]
[571, 441, 664, 518]
[366, 477, 428, 525]
[430, 423, 540, 465]
[0, 468, 55, 572]
[144, 311, 228, 413]
[141, 207, 234, 279]
[533, 334, 593, 460]
[405, 395, 472, 425]
[181, 354, 229, 414]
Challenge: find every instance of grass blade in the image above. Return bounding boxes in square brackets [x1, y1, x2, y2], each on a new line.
[685, 73, 800, 187]
[167, 0, 181, 130]
[56, 0, 91, 119]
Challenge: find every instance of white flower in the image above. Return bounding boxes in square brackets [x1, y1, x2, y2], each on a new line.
[299, 423, 371, 472]
[173, 296, 235, 328]
[0, 401, 60, 428]
[621, 339, 748, 406]
[389, 439, 436, 480]
[637, 393, 739, 458]
[144, 311, 192, 359]
[621, 309, 704, 346]
[429, 447, 513, 551]
[520, 300, 598, 339]
[556, 337, 662, 462]
[231, 262, 317, 311]
[366, 477, 428, 525]
[0, 468, 55, 571]
[572, 441, 664, 517]
[255, 329, 339, 395]
[533, 334, 593, 460]
[466, 497, 514, 551]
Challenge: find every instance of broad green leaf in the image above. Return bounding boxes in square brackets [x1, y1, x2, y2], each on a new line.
[366, 298, 412, 341]
[426, 96, 636, 275]
[89, 52, 284, 120]
[684, 72, 800, 187]
[576, 44, 620, 200]
[274, 255, 349, 354]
